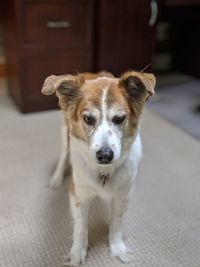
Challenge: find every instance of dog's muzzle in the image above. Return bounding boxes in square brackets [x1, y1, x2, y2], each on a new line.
[96, 147, 114, 164]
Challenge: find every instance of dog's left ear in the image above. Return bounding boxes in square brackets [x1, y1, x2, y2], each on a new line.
[119, 71, 156, 101]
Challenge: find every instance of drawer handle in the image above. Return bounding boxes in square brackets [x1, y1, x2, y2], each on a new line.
[46, 21, 71, 29]
[149, 0, 158, 26]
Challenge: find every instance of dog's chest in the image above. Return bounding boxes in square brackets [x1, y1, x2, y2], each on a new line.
[87, 165, 131, 199]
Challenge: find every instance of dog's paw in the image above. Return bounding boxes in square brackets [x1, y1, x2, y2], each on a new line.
[63, 246, 87, 266]
[110, 241, 133, 264]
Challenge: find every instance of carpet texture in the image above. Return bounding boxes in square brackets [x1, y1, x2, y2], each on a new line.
[147, 80, 200, 140]
[0, 89, 200, 267]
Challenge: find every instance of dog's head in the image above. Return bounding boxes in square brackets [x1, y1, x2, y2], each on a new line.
[42, 71, 155, 165]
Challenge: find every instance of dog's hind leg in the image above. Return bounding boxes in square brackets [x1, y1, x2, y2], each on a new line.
[50, 125, 70, 188]
[50, 149, 69, 188]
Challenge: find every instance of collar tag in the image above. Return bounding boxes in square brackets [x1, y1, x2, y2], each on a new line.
[98, 173, 110, 187]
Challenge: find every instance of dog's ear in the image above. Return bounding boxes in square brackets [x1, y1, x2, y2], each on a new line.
[41, 74, 84, 96]
[41, 75, 60, 95]
[119, 71, 156, 101]
[41, 74, 84, 110]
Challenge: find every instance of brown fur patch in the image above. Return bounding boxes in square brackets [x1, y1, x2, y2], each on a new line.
[107, 82, 131, 114]
[105, 80, 140, 138]
[117, 71, 156, 137]
[69, 81, 103, 140]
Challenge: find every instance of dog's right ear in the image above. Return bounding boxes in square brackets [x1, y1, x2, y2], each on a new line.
[41, 74, 85, 96]
[41, 75, 60, 95]
[42, 74, 85, 114]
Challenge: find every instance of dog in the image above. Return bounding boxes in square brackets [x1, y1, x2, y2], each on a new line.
[41, 70, 155, 266]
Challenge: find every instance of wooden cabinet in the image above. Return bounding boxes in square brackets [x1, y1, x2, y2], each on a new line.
[4, 0, 158, 113]
[95, 0, 157, 75]
[5, 0, 94, 112]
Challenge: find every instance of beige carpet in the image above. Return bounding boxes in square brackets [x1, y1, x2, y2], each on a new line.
[0, 86, 200, 267]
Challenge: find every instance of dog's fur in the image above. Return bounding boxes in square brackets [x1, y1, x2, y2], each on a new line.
[42, 70, 156, 266]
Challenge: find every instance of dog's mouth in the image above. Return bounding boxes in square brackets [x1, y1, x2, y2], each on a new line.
[95, 159, 114, 166]
[97, 160, 113, 165]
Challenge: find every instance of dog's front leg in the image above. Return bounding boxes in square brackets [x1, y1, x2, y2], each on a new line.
[109, 195, 132, 264]
[65, 185, 92, 266]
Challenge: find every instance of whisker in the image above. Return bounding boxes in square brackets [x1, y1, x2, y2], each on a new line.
[140, 63, 151, 73]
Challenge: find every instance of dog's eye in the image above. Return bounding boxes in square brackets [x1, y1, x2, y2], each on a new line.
[112, 115, 126, 125]
[83, 115, 96, 126]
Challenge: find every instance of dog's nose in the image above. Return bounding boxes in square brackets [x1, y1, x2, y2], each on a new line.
[96, 147, 114, 164]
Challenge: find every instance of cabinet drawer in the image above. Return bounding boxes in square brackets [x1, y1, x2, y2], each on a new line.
[21, 0, 93, 48]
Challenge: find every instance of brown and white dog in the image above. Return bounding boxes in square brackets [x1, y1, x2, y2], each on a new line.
[42, 70, 155, 266]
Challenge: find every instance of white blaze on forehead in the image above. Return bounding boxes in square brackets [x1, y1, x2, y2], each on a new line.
[90, 87, 109, 151]
[101, 87, 108, 119]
